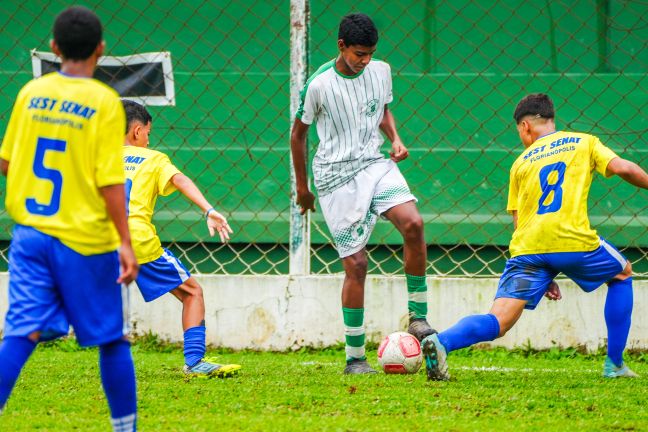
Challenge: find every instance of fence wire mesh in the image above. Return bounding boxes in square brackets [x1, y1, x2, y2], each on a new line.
[0, 1, 646, 277]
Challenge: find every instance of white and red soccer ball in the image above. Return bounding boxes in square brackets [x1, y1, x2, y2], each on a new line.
[377, 331, 423, 374]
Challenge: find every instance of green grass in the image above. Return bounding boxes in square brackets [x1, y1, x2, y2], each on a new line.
[1, 340, 646, 431]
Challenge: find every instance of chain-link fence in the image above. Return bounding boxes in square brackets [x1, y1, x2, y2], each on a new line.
[0, 1, 646, 277]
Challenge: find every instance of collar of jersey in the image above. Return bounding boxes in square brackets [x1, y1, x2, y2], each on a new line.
[535, 130, 560, 142]
[333, 62, 365, 79]
[56, 70, 92, 79]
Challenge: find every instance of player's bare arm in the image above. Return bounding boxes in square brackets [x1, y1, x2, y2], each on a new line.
[290, 118, 316, 214]
[606, 157, 648, 189]
[170, 173, 233, 242]
[100, 184, 139, 284]
[0, 158, 8, 176]
[379, 105, 408, 162]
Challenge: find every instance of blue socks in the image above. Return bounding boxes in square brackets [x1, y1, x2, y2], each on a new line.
[604, 278, 633, 367]
[184, 326, 206, 367]
[438, 313, 500, 353]
[0, 336, 37, 409]
[99, 339, 137, 430]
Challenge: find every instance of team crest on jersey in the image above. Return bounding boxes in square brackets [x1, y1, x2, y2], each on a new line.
[365, 99, 379, 117]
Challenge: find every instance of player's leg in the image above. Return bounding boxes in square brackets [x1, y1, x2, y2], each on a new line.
[318, 173, 380, 374]
[340, 249, 375, 374]
[53, 241, 137, 430]
[381, 201, 435, 341]
[422, 255, 555, 380]
[170, 278, 240, 378]
[0, 333, 38, 414]
[0, 225, 68, 413]
[552, 240, 637, 377]
[603, 261, 636, 377]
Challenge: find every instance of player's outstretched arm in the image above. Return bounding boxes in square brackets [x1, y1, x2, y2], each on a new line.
[170, 173, 233, 242]
[379, 105, 408, 162]
[606, 157, 648, 189]
[290, 118, 315, 214]
[100, 184, 139, 284]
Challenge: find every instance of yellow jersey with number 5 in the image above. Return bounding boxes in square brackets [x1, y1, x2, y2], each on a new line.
[0, 72, 125, 255]
[507, 131, 618, 257]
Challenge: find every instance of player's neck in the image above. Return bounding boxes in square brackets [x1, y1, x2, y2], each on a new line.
[59, 60, 96, 78]
[531, 127, 557, 145]
[335, 56, 355, 76]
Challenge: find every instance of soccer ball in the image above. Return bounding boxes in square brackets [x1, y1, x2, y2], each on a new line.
[377, 331, 422, 374]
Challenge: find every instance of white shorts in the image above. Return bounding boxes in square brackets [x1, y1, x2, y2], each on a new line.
[318, 160, 416, 258]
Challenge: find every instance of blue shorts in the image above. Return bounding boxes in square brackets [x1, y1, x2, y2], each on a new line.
[496, 238, 627, 310]
[136, 248, 190, 302]
[4, 225, 129, 347]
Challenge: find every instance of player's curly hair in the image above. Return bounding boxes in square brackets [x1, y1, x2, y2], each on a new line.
[53, 6, 102, 60]
[122, 100, 152, 133]
[513, 93, 555, 123]
[338, 13, 378, 47]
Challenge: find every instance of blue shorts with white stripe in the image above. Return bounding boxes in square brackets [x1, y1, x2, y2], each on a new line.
[136, 248, 191, 302]
[495, 237, 627, 310]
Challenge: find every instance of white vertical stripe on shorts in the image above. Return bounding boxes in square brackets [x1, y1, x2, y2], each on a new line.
[600, 238, 627, 268]
[121, 283, 130, 335]
[162, 250, 190, 282]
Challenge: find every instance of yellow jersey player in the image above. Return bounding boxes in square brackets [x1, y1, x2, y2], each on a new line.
[422, 93, 648, 381]
[0, 7, 138, 431]
[122, 100, 240, 377]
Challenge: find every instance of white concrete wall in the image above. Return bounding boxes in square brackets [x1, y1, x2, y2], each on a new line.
[0, 273, 646, 350]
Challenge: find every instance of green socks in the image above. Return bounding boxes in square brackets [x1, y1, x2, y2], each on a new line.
[343, 307, 365, 362]
[406, 273, 428, 320]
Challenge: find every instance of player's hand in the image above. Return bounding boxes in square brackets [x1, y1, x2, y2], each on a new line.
[118, 244, 139, 285]
[544, 280, 562, 301]
[206, 209, 233, 242]
[390, 139, 409, 162]
[296, 188, 316, 215]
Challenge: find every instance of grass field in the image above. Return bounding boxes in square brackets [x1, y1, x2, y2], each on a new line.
[1, 337, 646, 431]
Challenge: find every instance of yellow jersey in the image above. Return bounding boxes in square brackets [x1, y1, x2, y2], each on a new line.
[123, 145, 181, 264]
[0, 72, 125, 255]
[507, 131, 618, 257]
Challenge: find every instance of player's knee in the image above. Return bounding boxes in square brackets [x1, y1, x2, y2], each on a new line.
[402, 215, 424, 240]
[613, 261, 633, 281]
[345, 255, 368, 278]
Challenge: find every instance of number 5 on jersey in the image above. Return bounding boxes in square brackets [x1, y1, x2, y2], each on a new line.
[26, 137, 66, 216]
[537, 162, 566, 215]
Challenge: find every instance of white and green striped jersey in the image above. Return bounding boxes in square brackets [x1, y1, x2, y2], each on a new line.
[296, 59, 393, 195]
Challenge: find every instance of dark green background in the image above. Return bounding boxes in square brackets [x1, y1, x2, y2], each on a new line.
[0, 1, 645, 274]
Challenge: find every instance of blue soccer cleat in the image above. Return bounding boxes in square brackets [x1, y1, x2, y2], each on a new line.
[602, 357, 638, 378]
[183, 357, 241, 378]
[421, 333, 450, 381]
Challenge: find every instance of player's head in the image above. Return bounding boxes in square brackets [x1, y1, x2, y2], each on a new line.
[337, 13, 378, 74]
[513, 93, 556, 147]
[123, 100, 152, 148]
[50, 6, 104, 62]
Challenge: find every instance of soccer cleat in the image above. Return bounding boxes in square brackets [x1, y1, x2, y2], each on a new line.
[183, 357, 241, 378]
[407, 318, 436, 342]
[421, 333, 450, 381]
[343, 359, 377, 375]
[602, 357, 639, 378]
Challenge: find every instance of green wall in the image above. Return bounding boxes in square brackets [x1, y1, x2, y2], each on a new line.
[0, 1, 645, 257]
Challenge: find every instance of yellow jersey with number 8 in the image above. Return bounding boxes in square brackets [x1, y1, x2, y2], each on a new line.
[0, 72, 125, 255]
[507, 131, 618, 257]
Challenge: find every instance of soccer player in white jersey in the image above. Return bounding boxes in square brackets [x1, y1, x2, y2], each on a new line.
[122, 100, 240, 378]
[0, 7, 138, 430]
[291, 13, 435, 374]
[422, 94, 648, 381]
